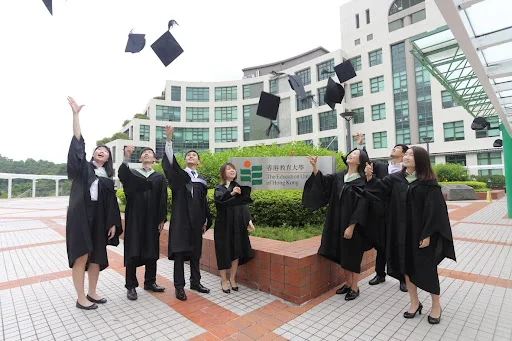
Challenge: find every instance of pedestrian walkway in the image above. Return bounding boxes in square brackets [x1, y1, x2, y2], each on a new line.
[0, 197, 511, 340]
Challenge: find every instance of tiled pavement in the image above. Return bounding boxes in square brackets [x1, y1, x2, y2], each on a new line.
[1, 197, 511, 340]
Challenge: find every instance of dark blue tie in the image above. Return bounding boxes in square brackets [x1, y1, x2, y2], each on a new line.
[191, 171, 197, 178]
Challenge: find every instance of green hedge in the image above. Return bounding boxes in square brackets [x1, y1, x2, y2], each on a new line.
[439, 181, 487, 190]
[470, 174, 506, 189]
[117, 188, 326, 228]
[433, 163, 469, 182]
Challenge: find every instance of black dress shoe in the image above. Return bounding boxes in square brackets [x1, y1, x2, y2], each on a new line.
[221, 281, 230, 294]
[190, 283, 210, 293]
[229, 280, 239, 291]
[175, 288, 187, 301]
[428, 309, 442, 324]
[144, 283, 165, 292]
[404, 303, 423, 318]
[336, 284, 350, 295]
[86, 295, 107, 304]
[76, 301, 98, 310]
[400, 281, 408, 292]
[345, 289, 360, 301]
[369, 275, 386, 285]
[127, 288, 138, 301]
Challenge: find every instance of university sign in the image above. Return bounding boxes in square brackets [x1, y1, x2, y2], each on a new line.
[228, 156, 336, 190]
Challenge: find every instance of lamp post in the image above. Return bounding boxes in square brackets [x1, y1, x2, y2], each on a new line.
[340, 110, 355, 151]
[421, 136, 433, 153]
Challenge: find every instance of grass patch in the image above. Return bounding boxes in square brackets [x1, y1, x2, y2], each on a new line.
[249, 224, 323, 242]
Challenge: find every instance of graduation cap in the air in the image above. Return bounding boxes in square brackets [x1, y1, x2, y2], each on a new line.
[288, 75, 307, 99]
[493, 139, 503, 147]
[42, 0, 52, 15]
[125, 31, 146, 53]
[324, 77, 345, 110]
[151, 28, 184, 67]
[256, 91, 281, 136]
[334, 60, 357, 83]
[471, 117, 490, 130]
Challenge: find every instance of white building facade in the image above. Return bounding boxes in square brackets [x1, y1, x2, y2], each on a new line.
[107, 0, 503, 176]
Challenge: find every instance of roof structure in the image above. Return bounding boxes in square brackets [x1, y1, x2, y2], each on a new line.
[410, 0, 512, 136]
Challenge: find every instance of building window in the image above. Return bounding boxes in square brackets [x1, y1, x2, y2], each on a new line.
[419, 125, 434, 140]
[373, 131, 388, 149]
[156, 105, 180, 122]
[356, 14, 360, 29]
[353, 133, 366, 147]
[350, 82, 363, 98]
[215, 148, 234, 153]
[171, 86, 181, 101]
[319, 110, 337, 131]
[297, 116, 313, 135]
[297, 91, 313, 111]
[139, 124, 150, 141]
[372, 104, 386, 121]
[444, 121, 465, 141]
[476, 116, 500, 138]
[370, 76, 384, 93]
[215, 86, 237, 102]
[353, 107, 364, 124]
[477, 152, 503, 176]
[389, 0, 425, 16]
[392, 42, 410, 144]
[215, 106, 238, 122]
[389, 18, 404, 32]
[366, 9, 371, 24]
[269, 79, 278, 94]
[355, 39, 361, 46]
[215, 127, 238, 142]
[243, 85, 251, 99]
[446, 154, 467, 166]
[295, 68, 311, 86]
[318, 87, 327, 106]
[156, 126, 209, 156]
[243, 105, 251, 141]
[411, 9, 426, 23]
[112, 146, 116, 163]
[369, 49, 383, 67]
[186, 107, 209, 122]
[441, 91, 460, 109]
[186, 87, 209, 102]
[415, 58, 433, 142]
[317, 59, 335, 81]
[350, 56, 362, 71]
[367, 34, 373, 41]
[319, 136, 338, 151]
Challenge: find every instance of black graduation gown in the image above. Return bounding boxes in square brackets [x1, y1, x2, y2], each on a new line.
[162, 153, 212, 261]
[302, 171, 372, 273]
[213, 182, 254, 270]
[118, 164, 168, 267]
[365, 173, 456, 294]
[370, 162, 389, 250]
[66, 136, 122, 271]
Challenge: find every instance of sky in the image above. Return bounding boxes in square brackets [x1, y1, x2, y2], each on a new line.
[0, 0, 349, 164]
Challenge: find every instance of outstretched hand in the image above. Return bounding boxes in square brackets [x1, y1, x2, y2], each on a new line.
[356, 132, 364, 145]
[124, 145, 135, 159]
[67, 96, 85, 115]
[306, 154, 318, 166]
[165, 125, 174, 142]
[364, 162, 373, 181]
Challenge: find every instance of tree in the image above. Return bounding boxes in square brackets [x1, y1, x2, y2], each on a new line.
[133, 113, 149, 120]
[96, 132, 130, 146]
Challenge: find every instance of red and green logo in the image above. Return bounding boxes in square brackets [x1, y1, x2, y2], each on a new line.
[240, 160, 263, 185]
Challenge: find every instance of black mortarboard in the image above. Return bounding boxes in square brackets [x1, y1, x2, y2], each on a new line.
[125, 32, 146, 53]
[324, 78, 345, 110]
[471, 117, 490, 130]
[42, 0, 52, 15]
[334, 60, 357, 83]
[151, 31, 184, 67]
[256, 91, 280, 120]
[288, 75, 307, 99]
[493, 139, 503, 147]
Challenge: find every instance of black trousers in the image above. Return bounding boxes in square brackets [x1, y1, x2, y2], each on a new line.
[125, 259, 157, 289]
[375, 246, 386, 278]
[173, 252, 200, 289]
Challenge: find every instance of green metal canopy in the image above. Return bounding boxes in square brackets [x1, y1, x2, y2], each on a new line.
[410, 25, 495, 118]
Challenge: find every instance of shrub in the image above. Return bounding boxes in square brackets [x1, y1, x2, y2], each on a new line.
[439, 181, 487, 190]
[433, 163, 469, 182]
[470, 174, 506, 189]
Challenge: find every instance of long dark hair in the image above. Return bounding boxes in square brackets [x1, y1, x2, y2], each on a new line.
[344, 148, 370, 179]
[403, 146, 436, 181]
[90, 145, 114, 178]
[219, 162, 237, 184]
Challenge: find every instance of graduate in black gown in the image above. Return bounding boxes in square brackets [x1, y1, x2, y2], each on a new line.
[119, 145, 168, 301]
[214, 163, 254, 293]
[302, 149, 373, 301]
[364, 146, 456, 324]
[65, 96, 122, 310]
[162, 125, 212, 301]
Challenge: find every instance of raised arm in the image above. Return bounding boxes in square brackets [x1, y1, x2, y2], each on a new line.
[66, 97, 87, 180]
[161, 125, 189, 189]
[68, 96, 85, 140]
[302, 154, 335, 211]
